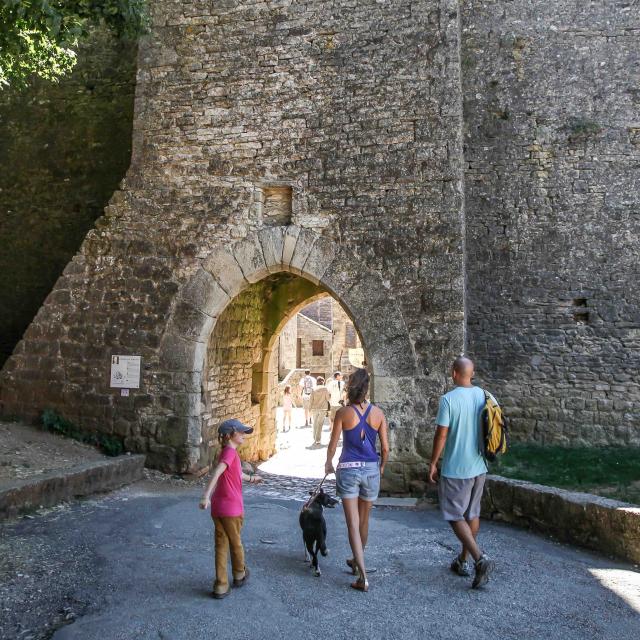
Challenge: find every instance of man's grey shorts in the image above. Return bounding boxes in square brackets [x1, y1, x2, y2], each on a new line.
[438, 474, 486, 521]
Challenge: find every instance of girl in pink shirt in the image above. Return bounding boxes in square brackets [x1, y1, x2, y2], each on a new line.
[199, 418, 263, 599]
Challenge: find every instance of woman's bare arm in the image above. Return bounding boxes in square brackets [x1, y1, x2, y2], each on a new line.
[378, 410, 390, 476]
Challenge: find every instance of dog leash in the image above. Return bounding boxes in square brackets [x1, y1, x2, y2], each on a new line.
[301, 473, 329, 511]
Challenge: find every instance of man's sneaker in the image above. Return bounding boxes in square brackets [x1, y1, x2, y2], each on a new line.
[450, 555, 471, 577]
[472, 554, 495, 589]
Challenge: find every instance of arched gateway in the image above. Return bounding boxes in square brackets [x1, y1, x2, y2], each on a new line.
[0, 0, 467, 492]
[160, 224, 419, 471]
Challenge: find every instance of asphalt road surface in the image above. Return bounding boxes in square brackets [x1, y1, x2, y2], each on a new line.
[1, 476, 639, 640]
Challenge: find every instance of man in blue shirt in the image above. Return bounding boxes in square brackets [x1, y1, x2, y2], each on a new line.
[428, 356, 496, 588]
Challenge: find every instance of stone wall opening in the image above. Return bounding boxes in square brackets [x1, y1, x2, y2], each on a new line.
[200, 271, 369, 476]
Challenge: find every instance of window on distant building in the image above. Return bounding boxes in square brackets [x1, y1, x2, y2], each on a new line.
[312, 340, 324, 356]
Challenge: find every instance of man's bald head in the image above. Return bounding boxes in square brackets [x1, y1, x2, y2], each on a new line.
[452, 356, 474, 385]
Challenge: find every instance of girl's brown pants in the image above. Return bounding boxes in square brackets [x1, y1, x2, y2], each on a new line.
[213, 516, 245, 593]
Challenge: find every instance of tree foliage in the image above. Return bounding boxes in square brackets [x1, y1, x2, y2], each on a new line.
[0, 1, 148, 88]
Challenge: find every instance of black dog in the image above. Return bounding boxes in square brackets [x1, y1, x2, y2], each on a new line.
[299, 488, 339, 576]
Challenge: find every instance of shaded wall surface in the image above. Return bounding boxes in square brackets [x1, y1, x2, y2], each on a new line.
[461, 0, 640, 446]
[0, 28, 137, 367]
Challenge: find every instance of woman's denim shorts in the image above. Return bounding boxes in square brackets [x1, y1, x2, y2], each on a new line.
[336, 461, 380, 502]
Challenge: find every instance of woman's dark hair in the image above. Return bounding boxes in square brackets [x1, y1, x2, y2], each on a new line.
[347, 368, 369, 404]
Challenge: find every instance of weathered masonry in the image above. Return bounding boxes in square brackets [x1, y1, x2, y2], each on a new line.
[1, 1, 638, 490]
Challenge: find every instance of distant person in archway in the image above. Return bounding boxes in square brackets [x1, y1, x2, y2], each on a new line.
[299, 369, 316, 426]
[428, 356, 496, 589]
[309, 376, 330, 446]
[325, 368, 389, 592]
[281, 385, 293, 432]
[327, 371, 346, 428]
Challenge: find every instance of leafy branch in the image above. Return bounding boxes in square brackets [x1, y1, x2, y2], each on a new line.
[0, 0, 148, 88]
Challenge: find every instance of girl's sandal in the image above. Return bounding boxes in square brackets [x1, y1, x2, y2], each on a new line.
[350, 577, 369, 592]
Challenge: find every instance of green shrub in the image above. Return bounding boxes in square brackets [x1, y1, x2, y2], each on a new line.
[490, 443, 640, 504]
[41, 409, 123, 457]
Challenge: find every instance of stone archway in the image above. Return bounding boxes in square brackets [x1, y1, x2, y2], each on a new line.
[200, 273, 330, 467]
[159, 225, 419, 474]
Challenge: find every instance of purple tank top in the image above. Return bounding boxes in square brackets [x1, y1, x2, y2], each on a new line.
[338, 404, 379, 464]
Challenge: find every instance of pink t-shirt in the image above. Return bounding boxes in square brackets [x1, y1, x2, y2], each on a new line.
[283, 395, 293, 410]
[211, 446, 243, 518]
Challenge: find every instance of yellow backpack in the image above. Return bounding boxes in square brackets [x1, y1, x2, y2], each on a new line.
[480, 390, 508, 461]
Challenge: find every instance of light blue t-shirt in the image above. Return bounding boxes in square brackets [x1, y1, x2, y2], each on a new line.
[436, 385, 489, 479]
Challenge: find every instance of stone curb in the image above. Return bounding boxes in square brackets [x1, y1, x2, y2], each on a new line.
[0, 454, 146, 521]
[482, 475, 640, 564]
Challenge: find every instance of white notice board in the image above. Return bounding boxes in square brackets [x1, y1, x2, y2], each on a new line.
[110, 355, 141, 389]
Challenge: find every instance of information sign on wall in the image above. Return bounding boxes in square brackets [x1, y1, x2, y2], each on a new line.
[110, 355, 141, 389]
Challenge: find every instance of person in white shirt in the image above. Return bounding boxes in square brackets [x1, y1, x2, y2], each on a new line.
[299, 370, 316, 426]
[327, 371, 346, 427]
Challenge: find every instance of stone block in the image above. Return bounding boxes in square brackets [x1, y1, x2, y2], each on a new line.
[281, 225, 301, 267]
[179, 268, 230, 318]
[289, 228, 318, 276]
[482, 475, 640, 564]
[202, 248, 247, 298]
[172, 393, 201, 418]
[301, 234, 336, 284]
[317, 247, 356, 299]
[372, 376, 415, 404]
[232, 237, 269, 283]
[369, 335, 420, 378]
[168, 301, 214, 342]
[258, 227, 286, 273]
[0, 455, 145, 521]
[380, 461, 406, 494]
[159, 334, 206, 372]
[146, 444, 178, 472]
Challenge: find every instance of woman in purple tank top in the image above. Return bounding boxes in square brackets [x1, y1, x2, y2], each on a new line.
[325, 368, 389, 592]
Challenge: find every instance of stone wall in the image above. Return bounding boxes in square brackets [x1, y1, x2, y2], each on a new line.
[0, 0, 465, 488]
[332, 302, 363, 376]
[277, 316, 298, 378]
[0, 27, 137, 368]
[204, 283, 265, 465]
[461, 1, 640, 446]
[482, 475, 640, 564]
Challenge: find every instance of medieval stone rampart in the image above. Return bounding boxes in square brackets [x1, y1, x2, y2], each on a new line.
[1, 0, 465, 490]
[1, 1, 638, 487]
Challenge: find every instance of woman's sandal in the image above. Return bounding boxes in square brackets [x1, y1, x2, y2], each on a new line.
[350, 577, 369, 592]
[346, 558, 357, 575]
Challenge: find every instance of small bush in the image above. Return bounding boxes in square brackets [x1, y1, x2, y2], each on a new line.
[490, 443, 640, 504]
[566, 118, 602, 139]
[41, 409, 123, 457]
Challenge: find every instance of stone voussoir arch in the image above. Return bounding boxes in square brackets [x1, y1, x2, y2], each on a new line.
[157, 225, 419, 469]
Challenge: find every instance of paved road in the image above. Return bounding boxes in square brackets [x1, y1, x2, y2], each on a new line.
[259, 407, 339, 478]
[1, 477, 639, 640]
